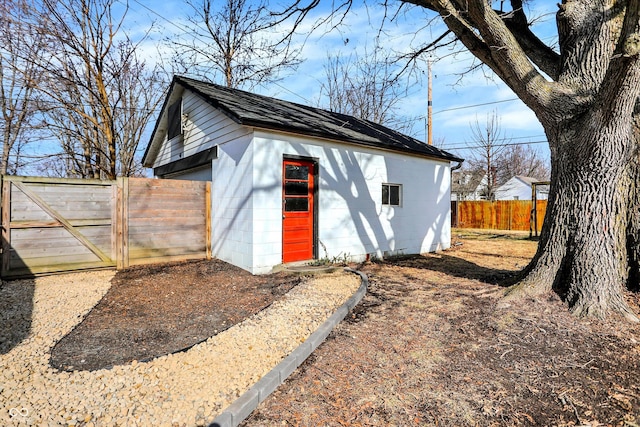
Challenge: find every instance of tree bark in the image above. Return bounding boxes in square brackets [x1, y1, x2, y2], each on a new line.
[507, 106, 639, 320]
[627, 114, 640, 292]
[417, 0, 640, 320]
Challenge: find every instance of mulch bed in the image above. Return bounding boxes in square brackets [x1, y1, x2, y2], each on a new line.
[50, 259, 301, 371]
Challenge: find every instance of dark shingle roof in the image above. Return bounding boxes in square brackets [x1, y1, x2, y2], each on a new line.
[146, 75, 463, 164]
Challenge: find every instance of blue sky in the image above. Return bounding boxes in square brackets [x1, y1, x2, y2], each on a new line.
[124, 0, 556, 165]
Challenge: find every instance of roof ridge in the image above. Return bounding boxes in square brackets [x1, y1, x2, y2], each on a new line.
[149, 75, 464, 164]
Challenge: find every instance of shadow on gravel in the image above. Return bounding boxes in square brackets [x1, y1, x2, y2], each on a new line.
[0, 279, 35, 354]
[372, 253, 520, 287]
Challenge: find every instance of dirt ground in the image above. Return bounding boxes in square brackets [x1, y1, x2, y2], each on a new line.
[243, 231, 640, 427]
[50, 259, 301, 371]
[49, 230, 640, 426]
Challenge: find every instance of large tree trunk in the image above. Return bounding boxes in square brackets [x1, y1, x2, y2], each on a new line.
[399, 0, 640, 319]
[626, 115, 640, 292]
[508, 110, 639, 321]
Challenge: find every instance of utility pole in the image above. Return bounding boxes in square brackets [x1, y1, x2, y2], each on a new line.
[427, 60, 433, 145]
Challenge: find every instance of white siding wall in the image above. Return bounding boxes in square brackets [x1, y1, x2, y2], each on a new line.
[151, 90, 256, 272]
[250, 131, 452, 274]
[151, 89, 251, 168]
[152, 95, 452, 274]
[494, 181, 529, 200]
[210, 134, 256, 272]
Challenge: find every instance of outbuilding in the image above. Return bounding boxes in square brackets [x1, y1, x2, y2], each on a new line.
[143, 75, 463, 274]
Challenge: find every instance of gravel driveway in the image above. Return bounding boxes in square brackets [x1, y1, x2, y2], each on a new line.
[0, 269, 360, 426]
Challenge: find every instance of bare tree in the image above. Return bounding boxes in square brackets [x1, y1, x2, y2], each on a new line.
[0, 0, 46, 175]
[467, 111, 508, 200]
[34, 0, 162, 179]
[466, 113, 550, 198]
[319, 46, 420, 134]
[113, 46, 164, 177]
[169, 0, 301, 89]
[279, 0, 640, 320]
[495, 144, 550, 184]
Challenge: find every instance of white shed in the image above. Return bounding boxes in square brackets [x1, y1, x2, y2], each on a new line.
[143, 76, 463, 274]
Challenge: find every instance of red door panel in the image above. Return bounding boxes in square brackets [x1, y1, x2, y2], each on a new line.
[283, 159, 314, 263]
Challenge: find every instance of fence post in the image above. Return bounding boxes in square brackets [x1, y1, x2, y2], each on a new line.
[205, 181, 212, 259]
[115, 177, 130, 269]
[509, 201, 512, 230]
[115, 178, 122, 269]
[123, 177, 129, 269]
[111, 181, 118, 266]
[1, 177, 10, 277]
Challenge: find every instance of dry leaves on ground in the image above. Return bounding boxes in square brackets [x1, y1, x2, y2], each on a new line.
[243, 231, 640, 427]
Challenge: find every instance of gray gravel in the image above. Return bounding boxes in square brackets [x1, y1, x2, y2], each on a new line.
[0, 269, 360, 426]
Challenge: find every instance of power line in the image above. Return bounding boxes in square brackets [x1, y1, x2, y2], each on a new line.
[127, 0, 525, 118]
[443, 139, 548, 151]
[127, 0, 191, 36]
[433, 98, 520, 115]
[266, 81, 314, 105]
[124, 0, 229, 65]
[442, 134, 547, 148]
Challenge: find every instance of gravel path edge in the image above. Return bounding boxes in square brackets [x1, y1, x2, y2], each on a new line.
[210, 268, 368, 427]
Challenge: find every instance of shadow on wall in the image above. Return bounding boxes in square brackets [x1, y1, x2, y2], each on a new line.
[381, 153, 451, 257]
[320, 145, 451, 258]
[421, 163, 449, 252]
[211, 137, 453, 270]
[321, 147, 391, 256]
[211, 141, 281, 269]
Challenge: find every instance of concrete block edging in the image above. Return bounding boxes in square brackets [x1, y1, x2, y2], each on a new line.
[210, 268, 369, 427]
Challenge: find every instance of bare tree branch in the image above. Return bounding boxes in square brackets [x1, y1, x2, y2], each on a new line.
[33, 0, 163, 178]
[168, 0, 302, 89]
[0, 0, 46, 175]
[319, 46, 420, 135]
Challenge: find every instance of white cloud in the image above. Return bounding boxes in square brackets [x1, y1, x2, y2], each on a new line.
[130, 0, 551, 151]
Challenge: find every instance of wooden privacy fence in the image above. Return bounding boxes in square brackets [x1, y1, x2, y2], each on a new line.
[1, 176, 211, 278]
[451, 200, 548, 233]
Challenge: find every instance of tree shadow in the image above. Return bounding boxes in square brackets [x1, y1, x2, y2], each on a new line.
[371, 252, 522, 287]
[0, 277, 35, 354]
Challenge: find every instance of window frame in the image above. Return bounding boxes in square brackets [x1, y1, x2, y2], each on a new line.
[382, 183, 402, 207]
[167, 98, 183, 140]
[284, 164, 311, 212]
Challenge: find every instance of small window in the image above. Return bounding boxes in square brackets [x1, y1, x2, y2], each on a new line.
[167, 99, 182, 140]
[285, 165, 309, 180]
[284, 164, 311, 212]
[382, 183, 401, 206]
[285, 198, 309, 212]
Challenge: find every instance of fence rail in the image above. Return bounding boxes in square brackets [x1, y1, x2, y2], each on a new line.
[1, 176, 210, 278]
[451, 200, 547, 233]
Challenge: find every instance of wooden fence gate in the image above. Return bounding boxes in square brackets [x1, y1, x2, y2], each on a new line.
[1, 176, 211, 278]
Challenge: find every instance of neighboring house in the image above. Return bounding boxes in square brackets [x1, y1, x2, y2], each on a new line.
[451, 170, 488, 201]
[143, 75, 463, 274]
[494, 176, 549, 200]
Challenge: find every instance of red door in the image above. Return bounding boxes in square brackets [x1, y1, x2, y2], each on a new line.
[282, 159, 315, 263]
